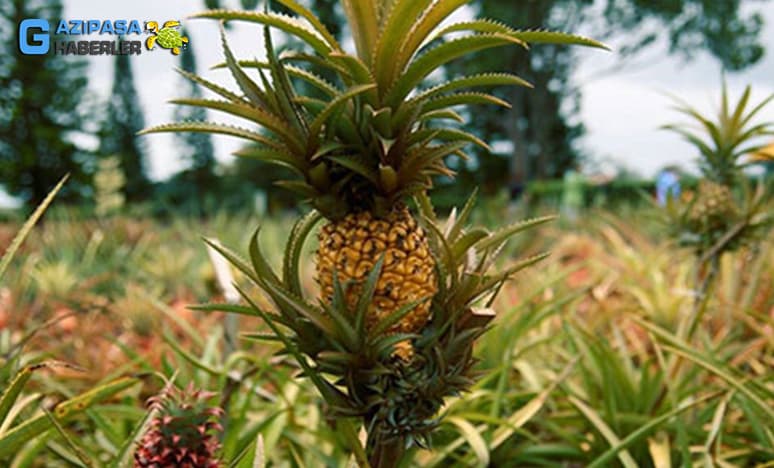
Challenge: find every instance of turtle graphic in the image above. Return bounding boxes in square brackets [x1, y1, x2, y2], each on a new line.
[145, 21, 188, 55]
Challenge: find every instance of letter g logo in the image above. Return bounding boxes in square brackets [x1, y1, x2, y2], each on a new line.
[19, 19, 49, 55]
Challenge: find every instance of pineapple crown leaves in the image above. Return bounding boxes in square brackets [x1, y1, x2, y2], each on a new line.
[141, 0, 606, 218]
[144, 384, 223, 440]
[146, 383, 223, 421]
[661, 80, 774, 185]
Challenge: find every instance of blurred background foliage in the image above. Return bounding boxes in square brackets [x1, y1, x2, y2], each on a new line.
[1, 0, 771, 216]
[0, 0, 93, 205]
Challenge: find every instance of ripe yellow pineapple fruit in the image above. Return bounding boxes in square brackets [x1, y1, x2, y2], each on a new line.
[316, 206, 436, 334]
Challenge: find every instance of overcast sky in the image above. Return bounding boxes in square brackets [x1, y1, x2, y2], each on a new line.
[18, 1, 774, 188]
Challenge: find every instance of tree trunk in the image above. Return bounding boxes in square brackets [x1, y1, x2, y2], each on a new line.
[507, 55, 531, 199]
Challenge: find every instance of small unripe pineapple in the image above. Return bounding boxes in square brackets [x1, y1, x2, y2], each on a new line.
[134, 384, 223, 468]
[688, 180, 736, 230]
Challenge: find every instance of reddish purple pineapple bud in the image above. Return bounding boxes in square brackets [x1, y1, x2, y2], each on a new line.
[134, 383, 224, 468]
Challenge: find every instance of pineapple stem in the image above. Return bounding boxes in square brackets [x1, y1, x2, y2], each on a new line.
[366, 431, 406, 468]
[685, 253, 720, 340]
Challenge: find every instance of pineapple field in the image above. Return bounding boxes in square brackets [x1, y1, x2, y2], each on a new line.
[1, 196, 773, 466]
[1, 0, 774, 467]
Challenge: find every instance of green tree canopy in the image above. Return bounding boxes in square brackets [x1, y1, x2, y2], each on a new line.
[448, 0, 768, 195]
[0, 0, 94, 205]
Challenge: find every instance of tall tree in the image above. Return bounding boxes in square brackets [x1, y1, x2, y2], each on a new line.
[0, 0, 93, 205]
[449, 0, 768, 195]
[99, 47, 151, 201]
[172, 31, 217, 200]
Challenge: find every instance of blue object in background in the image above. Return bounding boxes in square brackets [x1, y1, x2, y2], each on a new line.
[656, 169, 680, 205]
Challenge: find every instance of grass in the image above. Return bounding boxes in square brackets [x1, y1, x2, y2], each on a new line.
[0, 200, 772, 467]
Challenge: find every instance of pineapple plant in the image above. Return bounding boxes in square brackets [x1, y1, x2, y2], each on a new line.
[662, 81, 774, 257]
[141, 0, 606, 464]
[134, 383, 223, 468]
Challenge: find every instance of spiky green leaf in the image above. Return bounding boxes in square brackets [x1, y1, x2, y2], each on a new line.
[414, 191, 437, 223]
[447, 188, 479, 243]
[262, 278, 337, 337]
[372, 0, 434, 89]
[275, 0, 341, 51]
[220, 25, 272, 110]
[476, 215, 556, 252]
[274, 180, 319, 198]
[0, 175, 66, 280]
[354, 256, 385, 336]
[0, 362, 76, 426]
[248, 228, 282, 288]
[422, 92, 511, 113]
[473, 252, 551, 300]
[139, 121, 286, 151]
[413, 72, 532, 103]
[341, 0, 379, 63]
[407, 128, 491, 151]
[399, 142, 468, 179]
[418, 109, 465, 124]
[283, 210, 323, 296]
[451, 228, 489, 261]
[175, 67, 245, 103]
[326, 154, 379, 184]
[509, 28, 610, 49]
[321, 274, 359, 350]
[235, 285, 355, 411]
[264, 26, 308, 134]
[0, 378, 139, 458]
[169, 98, 302, 152]
[192, 10, 333, 56]
[386, 34, 526, 107]
[232, 146, 305, 174]
[393, 0, 471, 82]
[308, 84, 377, 150]
[369, 297, 430, 338]
[203, 237, 261, 285]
